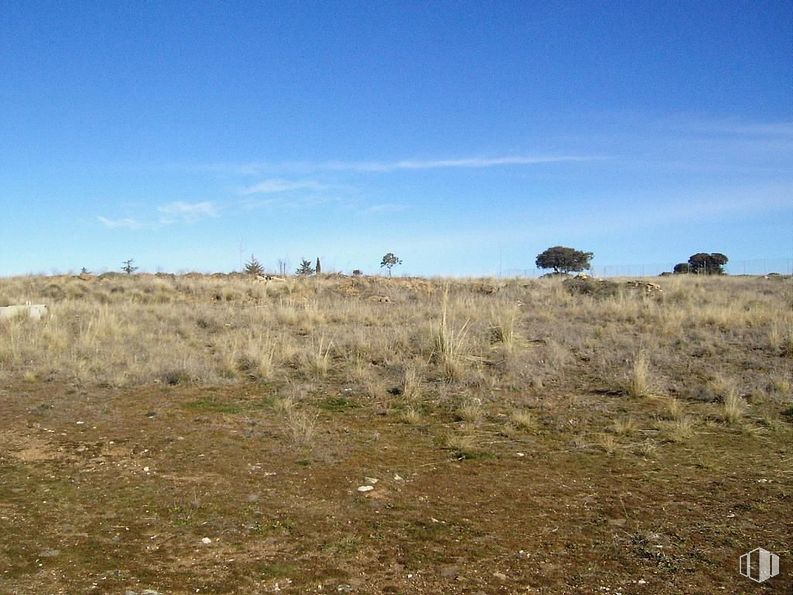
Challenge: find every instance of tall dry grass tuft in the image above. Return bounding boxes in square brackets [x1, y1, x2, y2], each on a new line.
[489, 306, 519, 350]
[722, 388, 746, 424]
[285, 409, 317, 447]
[767, 319, 793, 356]
[399, 406, 423, 425]
[443, 432, 478, 458]
[305, 335, 334, 378]
[664, 397, 685, 421]
[402, 365, 423, 401]
[433, 286, 471, 379]
[660, 416, 696, 443]
[509, 409, 537, 432]
[455, 399, 484, 423]
[611, 417, 638, 436]
[625, 354, 652, 397]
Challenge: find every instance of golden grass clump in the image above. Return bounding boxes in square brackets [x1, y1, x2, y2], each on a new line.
[509, 409, 538, 432]
[489, 305, 519, 350]
[433, 286, 472, 380]
[401, 365, 423, 401]
[399, 407, 423, 425]
[663, 397, 685, 421]
[285, 409, 317, 447]
[610, 417, 638, 436]
[595, 433, 619, 455]
[443, 432, 478, 458]
[625, 354, 652, 397]
[722, 388, 746, 425]
[304, 335, 334, 378]
[660, 416, 696, 443]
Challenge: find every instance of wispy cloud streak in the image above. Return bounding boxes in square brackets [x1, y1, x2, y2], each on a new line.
[240, 179, 327, 195]
[97, 216, 144, 230]
[318, 155, 598, 172]
[98, 201, 220, 230]
[201, 154, 600, 176]
[157, 200, 220, 223]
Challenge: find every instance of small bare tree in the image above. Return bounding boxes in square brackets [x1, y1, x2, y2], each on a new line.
[122, 259, 138, 275]
[380, 253, 402, 277]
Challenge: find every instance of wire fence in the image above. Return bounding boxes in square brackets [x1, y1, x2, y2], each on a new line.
[502, 258, 793, 278]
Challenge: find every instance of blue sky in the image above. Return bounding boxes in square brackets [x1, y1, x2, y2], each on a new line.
[1, 0, 791, 276]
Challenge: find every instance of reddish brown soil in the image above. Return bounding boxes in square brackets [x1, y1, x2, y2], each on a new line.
[0, 382, 791, 594]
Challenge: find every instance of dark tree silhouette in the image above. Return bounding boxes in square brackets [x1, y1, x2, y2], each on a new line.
[121, 259, 138, 275]
[535, 246, 593, 274]
[296, 258, 316, 276]
[688, 253, 728, 275]
[244, 254, 265, 276]
[380, 253, 402, 277]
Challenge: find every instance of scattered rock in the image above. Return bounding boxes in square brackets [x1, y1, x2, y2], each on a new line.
[364, 477, 379, 484]
[624, 280, 663, 295]
[393, 474, 403, 481]
[39, 548, 60, 558]
[357, 485, 374, 493]
[440, 565, 460, 578]
[201, 537, 212, 545]
[367, 295, 391, 303]
[493, 571, 507, 580]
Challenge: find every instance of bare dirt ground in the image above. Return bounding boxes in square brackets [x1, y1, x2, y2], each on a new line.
[1, 380, 790, 594]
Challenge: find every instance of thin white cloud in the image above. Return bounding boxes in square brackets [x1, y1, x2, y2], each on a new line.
[157, 201, 220, 222]
[672, 117, 793, 138]
[329, 155, 597, 172]
[240, 194, 350, 211]
[364, 203, 408, 214]
[240, 179, 326, 195]
[97, 216, 144, 230]
[98, 201, 220, 230]
[201, 154, 599, 176]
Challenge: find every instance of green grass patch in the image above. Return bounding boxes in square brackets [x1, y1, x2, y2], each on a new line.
[259, 562, 297, 579]
[317, 396, 359, 412]
[182, 397, 242, 414]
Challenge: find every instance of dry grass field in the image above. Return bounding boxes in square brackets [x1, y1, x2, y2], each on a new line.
[0, 273, 791, 594]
